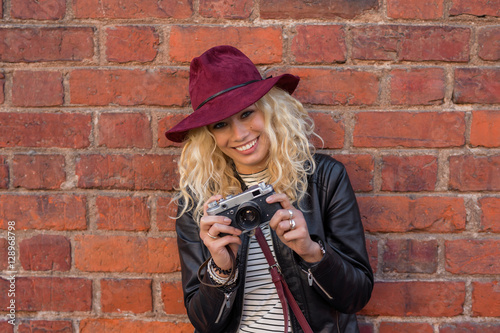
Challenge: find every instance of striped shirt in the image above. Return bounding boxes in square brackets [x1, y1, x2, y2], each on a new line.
[238, 171, 291, 332]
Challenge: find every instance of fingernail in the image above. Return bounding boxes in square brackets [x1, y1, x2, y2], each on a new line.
[224, 217, 231, 222]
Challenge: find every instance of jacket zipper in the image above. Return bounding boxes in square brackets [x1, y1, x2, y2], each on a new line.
[215, 291, 232, 324]
[304, 268, 334, 300]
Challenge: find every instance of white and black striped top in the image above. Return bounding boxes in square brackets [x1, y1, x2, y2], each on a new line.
[238, 171, 291, 332]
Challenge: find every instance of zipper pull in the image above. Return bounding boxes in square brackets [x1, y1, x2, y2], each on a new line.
[307, 269, 313, 286]
[225, 292, 231, 308]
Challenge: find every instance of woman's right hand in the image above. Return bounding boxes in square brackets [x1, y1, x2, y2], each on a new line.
[200, 195, 242, 273]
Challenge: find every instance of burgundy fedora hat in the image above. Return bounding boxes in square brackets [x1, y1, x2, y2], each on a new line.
[165, 45, 300, 142]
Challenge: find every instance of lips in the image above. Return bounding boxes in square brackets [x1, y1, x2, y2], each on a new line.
[235, 138, 257, 152]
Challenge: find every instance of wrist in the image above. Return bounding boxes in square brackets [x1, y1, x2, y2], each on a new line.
[301, 240, 325, 263]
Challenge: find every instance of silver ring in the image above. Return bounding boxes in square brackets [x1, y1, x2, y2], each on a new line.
[288, 209, 294, 220]
[289, 219, 296, 230]
[207, 231, 218, 239]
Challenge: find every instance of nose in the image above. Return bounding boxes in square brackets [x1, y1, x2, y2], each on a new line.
[231, 119, 248, 141]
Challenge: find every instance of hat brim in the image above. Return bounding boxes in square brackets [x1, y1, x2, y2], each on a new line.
[165, 73, 299, 143]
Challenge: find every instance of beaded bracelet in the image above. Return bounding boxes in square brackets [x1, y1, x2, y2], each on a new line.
[211, 258, 234, 276]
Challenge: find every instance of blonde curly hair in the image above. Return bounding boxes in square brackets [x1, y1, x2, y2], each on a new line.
[175, 87, 318, 223]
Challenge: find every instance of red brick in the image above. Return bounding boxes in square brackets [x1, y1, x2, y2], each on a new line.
[0, 277, 91, 312]
[199, 0, 252, 19]
[12, 71, 63, 107]
[98, 112, 152, 148]
[379, 322, 434, 333]
[479, 197, 500, 232]
[20, 235, 71, 271]
[0, 321, 13, 333]
[390, 68, 445, 105]
[454, 68, 500, 104]
[0, 113, 91, 148]
[449, 155, 500, 191]
[478, 26, 500, 61]
[157, 196, 177, 231]
[169, 26, 283, 64]
[80, 319, 193, 333]
[161, 281, 186, 314]
[101, 279, 152, 313]
[365, 238, 378, 273]
[96, 196, 151, 231]
[352, 25, 470, 62]
[361, 281, 465, 316]
[11, 0, 66, 20]
[0, 194, 87, 230]
[76, 154, 178, 190]
[74, 235, 180, 273]
[105, 26, 159, 63]
[382, 239, 438, 273]
[158, 113, 186, 148]
[472, 281, 500, 317]
[279, 68, 379, 106]
[440, 322, 500, 333]
[387, 0, 444, 19]
[353, 112, 465, 148]
[13, 154, 66, 190]
[470, 110, 500, 147]
[310, 112, 344, 149]
[260, 0, 379, 19]
[291, 25, 346, 63]
[450, 0, 500, 17]
[358, 322, 374, 333]
[74, 0, 193, 18]
[0, 27, 94, 62]
[381, 155, 438, 192]
[0, 156, 8, 189]
[445, 239, 500, 274]
[358, 196, 466, 233]
[0, 73, 5, 104]
[18, 320, 73, 333]
[331, 154, 374, 192]
[0, 238, 7, 270]
[70, 69, 189, 106]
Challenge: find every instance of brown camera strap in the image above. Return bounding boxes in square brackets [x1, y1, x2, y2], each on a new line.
[254, 227, 313, 333]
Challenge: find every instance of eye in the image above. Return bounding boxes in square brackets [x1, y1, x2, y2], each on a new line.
[211, 121, 227, 130]
[241, 110, 254, 119]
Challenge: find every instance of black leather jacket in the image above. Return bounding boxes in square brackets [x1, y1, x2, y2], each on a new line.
[176, 154, 374, 332]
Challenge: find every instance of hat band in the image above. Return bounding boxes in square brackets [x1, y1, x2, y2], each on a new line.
[195, 79, 262, 110]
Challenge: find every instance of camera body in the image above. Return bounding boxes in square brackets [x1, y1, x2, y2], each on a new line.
[207, 182, 282, 233]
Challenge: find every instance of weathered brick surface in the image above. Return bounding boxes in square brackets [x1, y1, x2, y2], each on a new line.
[105, 26, 159, 63]
[169, 26, 284, 64]
[3, 1, 499, 330]
[12, 71, 63, 107]
[74, 235, 180, 273]
[11, 0, 66, 20]
[73, 0, 193, 19]
[101, 279, 153, 313]
[353, 112, 465, 148]
[96, 196, 151, 231]
[0, 194, 87, 230]
[0, 113, 91, 148]
[20, 235, 71, 271]
[12, 154, 66, 190]
[0, 27, 94, 62]
[361, 281, 465, 316]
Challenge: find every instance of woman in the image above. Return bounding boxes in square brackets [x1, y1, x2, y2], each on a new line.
[166, 45, 373, 333]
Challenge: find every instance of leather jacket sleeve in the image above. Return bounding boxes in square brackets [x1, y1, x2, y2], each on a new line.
[176, 206, 238, 332]
[300, 155, 373, 314]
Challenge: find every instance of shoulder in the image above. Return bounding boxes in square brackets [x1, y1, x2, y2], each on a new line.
[312, 154, 347, 179]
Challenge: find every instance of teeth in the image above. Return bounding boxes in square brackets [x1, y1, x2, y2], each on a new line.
[235, 139, 257, 151]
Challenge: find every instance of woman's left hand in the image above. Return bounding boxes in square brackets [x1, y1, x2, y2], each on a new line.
[267, 193, 324, 263]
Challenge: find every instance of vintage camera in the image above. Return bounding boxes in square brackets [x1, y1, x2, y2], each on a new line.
[207, 182, 282, 233]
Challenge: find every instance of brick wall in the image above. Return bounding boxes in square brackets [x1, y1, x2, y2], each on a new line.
[0, 0, 499, 332]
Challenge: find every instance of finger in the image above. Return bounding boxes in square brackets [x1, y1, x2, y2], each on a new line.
[203, 194, 223, 214]
[266, 193, 292, 209]
[208, 223, 242, 238]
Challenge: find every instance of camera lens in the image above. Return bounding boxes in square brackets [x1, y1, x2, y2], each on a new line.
[236, 202, 261, 230]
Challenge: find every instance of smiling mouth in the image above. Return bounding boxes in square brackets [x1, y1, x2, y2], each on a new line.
[235, 138, 257, 152]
